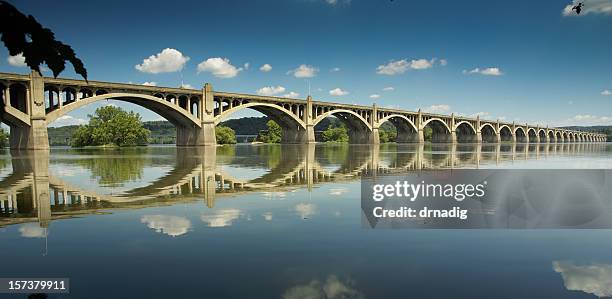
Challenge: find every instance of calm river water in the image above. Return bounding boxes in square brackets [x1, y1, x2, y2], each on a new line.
[1, 143, 611, 298]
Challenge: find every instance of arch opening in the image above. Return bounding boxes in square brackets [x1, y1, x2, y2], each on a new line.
[480, 124, 496, 143]
[423, 119, 451, 143]
[515, 128, 527, 143]
[527, 129, 537, 143]
[455, 122, 477, 143]
[313, 110, 372, 144]
[547, 131, 555, 142]
[379, 115, 418, 143]
[9, 83, 28, 113]
[499, 126, 513, 142]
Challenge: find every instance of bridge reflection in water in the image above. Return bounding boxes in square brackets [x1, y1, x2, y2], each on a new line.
[0, 143, 607, 229]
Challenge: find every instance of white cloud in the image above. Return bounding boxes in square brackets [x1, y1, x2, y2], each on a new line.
[200, 209, 242, 227]
[19, 223, 46, 238]
[197, 57, 242, 78]
[326, 0, 338, 4]
[140, 215, 191, 237]
[369, 94, 380, 99]
[602, 89, 612, 96]
[295, 203, 317, 219]
[7, 53, 27, 67]
[283, 91, 300, 98]
[376, 58, 436, 75]
[469, 111, 491, 119]
[135, 48, 189, 74]
[259, 63, 272, 72]
[422, 104, 451, 114]
[49, 115, 87, 127]
[564, 114, 612, 125]
[243, 62, 250, 70]
[563, 0, 612, 16]
[282, 275, 364, 299]
[553, 261, 612, 298]
[329, 88, 349, 96]
[329, 187, 349, 196]
[180, 83, 193, 89]
[463, 67, 503, 76]
[382, 87, 394, 91]
[439, 59, 448, 66]
[330, 67, 341, 72]
[263, 212, 273, 221]
[287, 64, 318, 78]
[257, 85, 286, 96]
[142, 81, 157, 86]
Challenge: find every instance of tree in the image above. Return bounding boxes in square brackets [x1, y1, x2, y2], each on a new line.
[0, 128, 8, 148]
[70, 106, 150, 147]
[258, 120, 282, 143]
[216, 126, 237, 144]
[322, 125, 349, 143]
[0, 1, 87, 80]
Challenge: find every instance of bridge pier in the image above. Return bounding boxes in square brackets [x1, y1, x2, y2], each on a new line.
[176, 122, 216, 146]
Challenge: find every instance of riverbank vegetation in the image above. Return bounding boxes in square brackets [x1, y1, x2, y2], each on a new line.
[216, 126, 237, 144]
[0, 128, 8, 148]
[70, 106, 150, 147]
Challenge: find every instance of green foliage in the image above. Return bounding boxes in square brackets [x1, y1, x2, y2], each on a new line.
[70, 106, 150, 147]
[74, 155, 147, 187]
[0, 1, 87, 79]
[378, 123, 397, 143]
[144, 121, 176, 144]
[216, 126, 237, 144]
[424, 127, 433, 141]
[322, 125, 349, 143]
[0, 128, 8, 148]
[221, 117, 269, 135]
[258, 120, 282, 143]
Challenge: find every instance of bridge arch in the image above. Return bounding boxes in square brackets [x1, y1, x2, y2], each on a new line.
[527, 128, 538, 143]
[514, 127, 528, 142]
[480, 123, 497, 143]
[377, 114, 418, 143]
[313, 109, 373, 143]
[421, 118, 452, 143]
[547, 130, 555, 143]
[215, 102, 308, 143]
[45, 93, 201, 128]
[454, 121, 477, 143]
[499, 125, 513, 142]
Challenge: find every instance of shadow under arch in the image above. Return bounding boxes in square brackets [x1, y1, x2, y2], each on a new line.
[422, 118, 451, 143]
[313, 109, 373, 144]
[480, 123, 497, 143]
[215, 102, 309, 144]
[515, 127, 527, 142]
[454, 121, 477, 143]
[499, 125, 513, 142]
[378, 114, 419, 143]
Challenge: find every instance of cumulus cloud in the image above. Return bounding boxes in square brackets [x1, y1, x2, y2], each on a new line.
[553, 261, 612, 298]
[243, 62, 250, 70]
[283, 91, 300, 98]
[140, 215, 191, 237]
[142, 81, 157, 86]
[201, 209, 242, 227]
[287, 64, 318, 78]
[469, 111, 491, 119]
[49, 115, 87, 127]
[422, 104, 451, 114]
[376, 58, 436, 75]
[295, 203, 317, 219]
[197, 57, 242, 78]
[282, 275, 364, 299]
[564, 114, 612, 125]
[259, 63, 272, 72]
[602, 89, 612, 96]
[257, 85, 286, 96]
[383, 86, 394, 91]
[19, 223, 47, 238]
[369, 94, 380, 99]
[440, 59, 448, 66]
[563, 0, 612, 16]
[180, 83, 194, 89]
[135, 48, 189, 74]
[463, 67, 503, 76]
[263, 212, 273, 221]
[329, 88, 349, 96]
[330, 67, 341, 72]
[7, 53, 27, 67]
[329, 188, 349, 196]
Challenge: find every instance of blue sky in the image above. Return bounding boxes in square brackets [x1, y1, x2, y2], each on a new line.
[1, 0, 611, 127]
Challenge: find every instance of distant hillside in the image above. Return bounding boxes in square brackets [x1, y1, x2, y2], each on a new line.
[47, 120, 611, 145]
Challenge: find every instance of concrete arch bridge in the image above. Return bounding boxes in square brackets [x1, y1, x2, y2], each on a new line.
[0, 72, 606, 149]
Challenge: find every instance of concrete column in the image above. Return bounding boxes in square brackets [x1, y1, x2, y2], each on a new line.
[417, 109, 424, 143]
[10, 71, 50, 150]
[450, 113, 457, 143]
[4, 85, 10, 107]
[304, 96, 315, 143]
[475, 115, 482, 143]
[177, 83, 216, 146]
